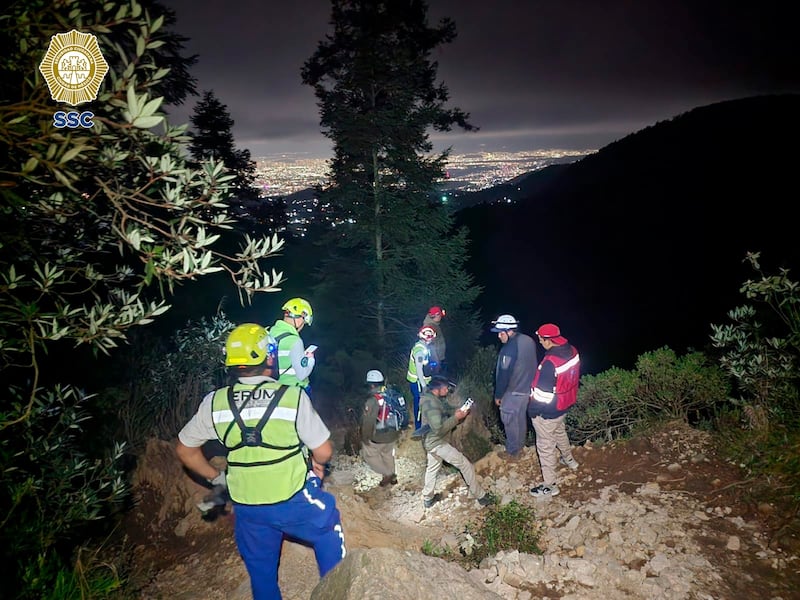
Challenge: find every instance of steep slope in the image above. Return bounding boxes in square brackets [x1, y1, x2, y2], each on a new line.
[128, 422, 799, 599]
[459, 94, 800, 373]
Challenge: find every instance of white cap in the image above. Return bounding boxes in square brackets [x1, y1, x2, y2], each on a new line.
[366, 369, 385, 383]
[490, 314, 519, 332]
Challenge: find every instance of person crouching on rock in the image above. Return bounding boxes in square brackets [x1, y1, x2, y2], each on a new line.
[419, 376, 493, 509]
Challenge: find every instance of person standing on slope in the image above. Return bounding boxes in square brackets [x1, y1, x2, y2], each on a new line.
[271, 297, 316, 394]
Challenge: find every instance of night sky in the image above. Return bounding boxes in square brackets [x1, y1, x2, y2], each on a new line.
[160, 0, 799, 157]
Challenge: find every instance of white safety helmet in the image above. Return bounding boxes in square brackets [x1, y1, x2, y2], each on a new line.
[418, 325, 437, 342]
[490, 314, 520, 332]
[365, 369, 385, 383]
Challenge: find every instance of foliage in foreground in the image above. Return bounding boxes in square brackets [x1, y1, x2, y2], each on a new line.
[710, 252, 800, 431]
[709, 252, 800, 525]
[0, 0, 284, 596]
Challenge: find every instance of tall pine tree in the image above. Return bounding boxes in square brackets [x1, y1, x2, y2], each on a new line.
[188, 90, 256, 196]
[188, 90, 286, 231]
[301, 0, 481, 369]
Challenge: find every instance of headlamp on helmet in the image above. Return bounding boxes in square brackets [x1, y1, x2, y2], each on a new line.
[282, 297, 313, 326]
[224, 323, 276, 367]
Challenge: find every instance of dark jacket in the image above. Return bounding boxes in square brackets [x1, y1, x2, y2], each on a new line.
[494, 332, 538, 399]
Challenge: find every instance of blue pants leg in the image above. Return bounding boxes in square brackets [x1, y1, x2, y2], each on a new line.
[409, 382, 422, 429]
[234, 506, 284, 599]
[233, 477, 346, 599]
[500, 393, 528, 456]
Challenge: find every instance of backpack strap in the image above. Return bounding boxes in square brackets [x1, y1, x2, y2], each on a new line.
[224, 384, 292, 453]
[273, 331, 300, 379]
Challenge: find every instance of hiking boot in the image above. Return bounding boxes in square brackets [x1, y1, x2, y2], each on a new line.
[559, 456, 579, 470]
[379, 474, 398, 487]
[477, 494, 494, 507]
[423, 493, 441, 509]
[529, 484, 560, 498]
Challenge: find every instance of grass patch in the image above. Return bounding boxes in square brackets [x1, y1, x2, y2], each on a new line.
[421, 498, 542, 568]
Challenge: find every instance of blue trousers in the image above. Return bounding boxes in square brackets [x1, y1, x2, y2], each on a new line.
[409, 382, 422, 429]
[233, 476, 345, 599]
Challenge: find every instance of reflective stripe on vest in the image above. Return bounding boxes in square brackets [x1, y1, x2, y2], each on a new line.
[531, 349, 581, 409]
[211, 382, 307, 505]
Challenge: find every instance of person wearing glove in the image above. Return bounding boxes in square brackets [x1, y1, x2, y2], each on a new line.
[176, 323, 345, 600]
[195, 471, 229, 515]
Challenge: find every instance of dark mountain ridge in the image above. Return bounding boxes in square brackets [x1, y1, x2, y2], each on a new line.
[459, 94, 800, 374]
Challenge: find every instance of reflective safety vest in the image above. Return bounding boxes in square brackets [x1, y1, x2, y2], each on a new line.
[271, 319, 308, 387]
[531, 347, 581, 411]
[211, 381, 307, 505]
[406, 340, 431, 386]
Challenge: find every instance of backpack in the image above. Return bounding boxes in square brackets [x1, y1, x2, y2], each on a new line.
[375, 386, 409, 431]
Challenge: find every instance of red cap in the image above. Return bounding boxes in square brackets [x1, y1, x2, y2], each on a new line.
[428, 306, 445, 317]
[536, 323, 567, 345]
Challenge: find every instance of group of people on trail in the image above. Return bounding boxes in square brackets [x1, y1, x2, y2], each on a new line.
[174, 297, 580, 599]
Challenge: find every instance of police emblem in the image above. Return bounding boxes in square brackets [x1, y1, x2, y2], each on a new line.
[39, 30, 109, 106]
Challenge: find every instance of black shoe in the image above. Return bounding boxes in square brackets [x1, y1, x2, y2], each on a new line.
[423, 493, 441, 508]
[477, 494, 494, 507]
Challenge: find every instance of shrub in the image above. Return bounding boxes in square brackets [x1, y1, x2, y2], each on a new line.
[634, 347, 730, 422]
[569, 367, 640, 444]
[99, 314, 234, 451]
[569, 348, 729, 444]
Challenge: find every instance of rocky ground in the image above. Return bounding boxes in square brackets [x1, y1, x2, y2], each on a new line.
[125, 420, 800, 600]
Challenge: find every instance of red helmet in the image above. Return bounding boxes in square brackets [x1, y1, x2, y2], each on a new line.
[418, 325, 437, 342]
[428, 306, 446, 318]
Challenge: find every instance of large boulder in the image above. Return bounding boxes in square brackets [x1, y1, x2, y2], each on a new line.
[310, 547, 502, 599]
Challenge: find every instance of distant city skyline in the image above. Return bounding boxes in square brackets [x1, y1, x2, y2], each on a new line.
[160, 0, 799, 158]
[252, 148, 590, 197]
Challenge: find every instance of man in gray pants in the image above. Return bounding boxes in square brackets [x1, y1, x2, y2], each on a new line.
[491, 314, 538, 460]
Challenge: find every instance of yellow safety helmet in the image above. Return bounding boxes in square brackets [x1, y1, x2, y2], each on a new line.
[224, 323, 276, 367]
[282, 297, 313, 326]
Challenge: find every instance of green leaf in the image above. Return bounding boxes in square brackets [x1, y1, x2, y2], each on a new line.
[131, 115, 163, 129]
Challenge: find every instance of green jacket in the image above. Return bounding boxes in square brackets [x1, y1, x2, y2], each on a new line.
[360, 390, 400, 444]
[419, 390, 458, 452]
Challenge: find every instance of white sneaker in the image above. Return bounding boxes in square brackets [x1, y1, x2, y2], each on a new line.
[559, 456, 579, 470]
[529, 484, 560, 498]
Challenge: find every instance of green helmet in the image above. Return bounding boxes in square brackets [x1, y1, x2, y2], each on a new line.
[282, 297, 313, 326]
[224, 323, 276, 367]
